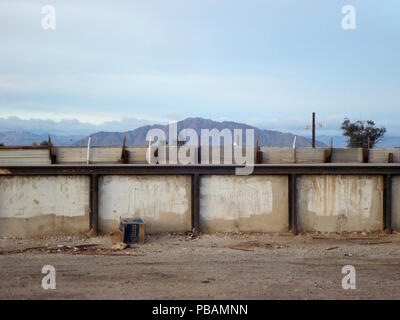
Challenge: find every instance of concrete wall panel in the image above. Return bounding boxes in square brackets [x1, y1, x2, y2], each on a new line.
[0, 176, 90, 237]
[200, 175, 288, 232]
[297, 175, 383, 232]
[99, 175, 191, 233]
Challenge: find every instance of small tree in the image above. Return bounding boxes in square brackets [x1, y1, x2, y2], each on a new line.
[341, 118, 386, 148]
[40, 140, 49, 146]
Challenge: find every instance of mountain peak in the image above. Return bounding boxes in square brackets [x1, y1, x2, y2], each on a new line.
[73, 117, 325, 147]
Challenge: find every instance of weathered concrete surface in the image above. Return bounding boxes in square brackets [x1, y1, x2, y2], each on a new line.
[98, 175, 191, 234]
[297, 175, 383, 232]
[0, 176, 90, 237]
[392, 176, 400, 231]
[200, 175, 288, 232]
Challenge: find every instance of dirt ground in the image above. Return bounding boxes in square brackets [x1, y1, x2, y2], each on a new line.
[0, 231, 399, 300]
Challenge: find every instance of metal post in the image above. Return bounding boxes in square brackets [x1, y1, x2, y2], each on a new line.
[289, 174, 297, 235]
[383, 174, 392, 233]
[312, 112, 315, 148]
[191, 173, 200, 233]
[90, 174, 99, 234]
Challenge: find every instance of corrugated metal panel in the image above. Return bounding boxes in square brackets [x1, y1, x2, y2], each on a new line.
[369, 148, 391, 163]
[126, 147, 148, 164]
[331, 148, 363, 163]
[56, 147, 86, 164]
[200, 147, 228, 164]
[56, 147, 122, 164]
[393, 149, 400, 162]
[90, 148, 121, 164]
[295, 148, 327, 164]
[261, 147, 294, 163]
[49, 146, 400, 165]
[0, 149, 51, 165]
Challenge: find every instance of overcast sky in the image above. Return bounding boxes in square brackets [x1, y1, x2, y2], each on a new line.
[0, 0, 399, 136]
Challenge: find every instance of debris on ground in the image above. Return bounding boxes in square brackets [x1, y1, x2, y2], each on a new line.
[227, 240, 288, 251]
[361, 241, 392, 245]
[0, 243, 143, 256]
[111, 242, 128, 250]
[229, 246, 253, 252]
[184, 230, 199, 240]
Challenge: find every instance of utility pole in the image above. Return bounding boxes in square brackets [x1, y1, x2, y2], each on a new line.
[312, 112, 315, 148]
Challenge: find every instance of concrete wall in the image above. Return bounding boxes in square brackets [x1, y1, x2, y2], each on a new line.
[0, 176, 90, 237]
[200, 175, 288, 232]
[98, 175, 191, 234]
[392, 176, 400, 231]
[0, 172, 397, 237]
[297, 175, 383, 232]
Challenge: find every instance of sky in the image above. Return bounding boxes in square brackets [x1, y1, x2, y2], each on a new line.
[0, 0, 399, 137]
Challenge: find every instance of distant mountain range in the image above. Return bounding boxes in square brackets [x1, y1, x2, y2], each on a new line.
[0, 132, 84, 146]
[72, 117, 325, 147]
[3, 117, 400, 148]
